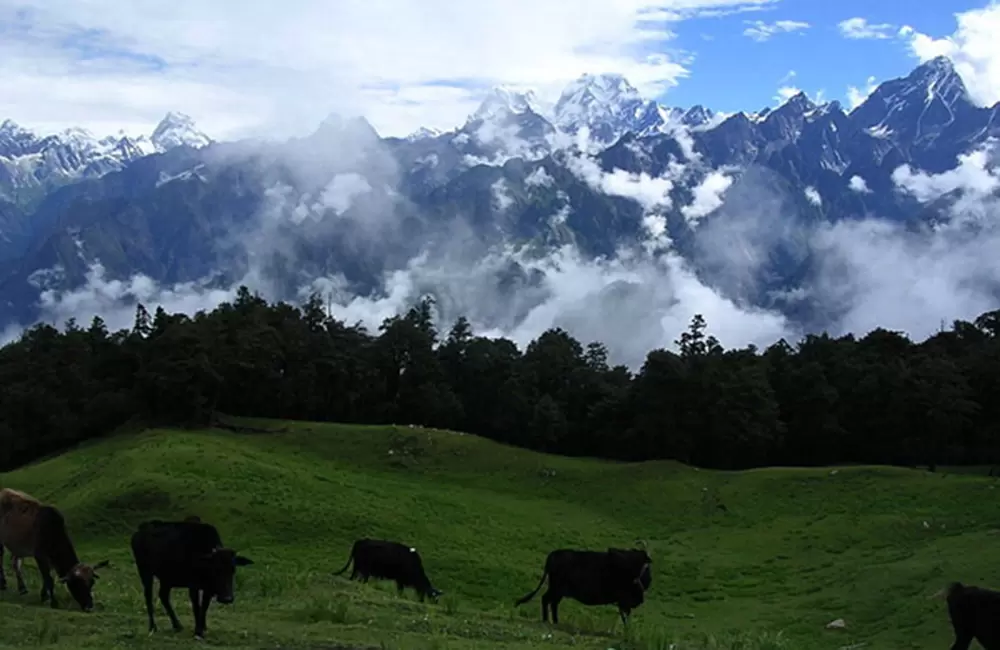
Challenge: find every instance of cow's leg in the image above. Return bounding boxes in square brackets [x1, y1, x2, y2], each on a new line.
[190, 588, 211, 639]
[188, 588, 201, 635]
[540, 589, 552, 623]
[12, 555, 27, 595]
[949, 631, 973, 650]
[139, 573, 157, 633]
[0, 543, 6, 591]
[947, 620, 973, 650]
[549, 595, 561, 625]
[158, 584, 182, 631]
[197, 590, 212, 638]
[947, 603, 974, 650]
[35, 556, 55, 607]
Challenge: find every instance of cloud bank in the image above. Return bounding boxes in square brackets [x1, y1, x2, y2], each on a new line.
[0, 0, 778, 139]
[20, 132, 1000, 370]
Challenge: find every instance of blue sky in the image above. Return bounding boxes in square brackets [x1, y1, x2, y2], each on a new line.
[662, 0, 986, 112]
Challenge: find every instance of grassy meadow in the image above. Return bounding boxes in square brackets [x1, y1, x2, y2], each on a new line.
[0, 418, 996, 649]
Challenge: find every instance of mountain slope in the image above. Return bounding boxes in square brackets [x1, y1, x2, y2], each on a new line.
[0, 418, 992, 649]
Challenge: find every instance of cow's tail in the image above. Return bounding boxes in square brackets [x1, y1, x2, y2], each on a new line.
[930, 582, 964, 600]
[332, 545, 355, 576]
[514, 567, 548, 607]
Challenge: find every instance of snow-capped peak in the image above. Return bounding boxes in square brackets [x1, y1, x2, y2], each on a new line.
[469, 86, 543, 123]
[553, 73, 657, 143]
[406, 126, 444, 141]
[557, 73, 641, 110]
[0, 119, 38, 157]
[908, 55, 960, 85]
[0, 119, 29, 137]
[905, 55, 968, 106]
[151, 112, 212, 152]
[776, 91, 817, 114]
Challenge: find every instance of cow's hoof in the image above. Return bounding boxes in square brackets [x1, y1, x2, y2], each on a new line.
[194, 633, 205, 641]
[18, 588, 28, 596]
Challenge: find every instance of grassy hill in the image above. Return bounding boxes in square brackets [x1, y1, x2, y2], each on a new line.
[0, 419, 996, 649]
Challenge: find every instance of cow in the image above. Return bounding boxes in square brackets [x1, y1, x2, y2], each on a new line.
[0, 487, 110, 611]
[130, 518, 254, 640]
[333, 538, 443, 602]
[932, 581, 1000, 649]
[514, 547, 652, 626]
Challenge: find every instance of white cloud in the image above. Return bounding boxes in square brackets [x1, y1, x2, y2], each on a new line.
[26, 261, 238, 337]
[318, 173, 373, 215]
[892, 141, 1000, 203]
[743, 19, 810, 42]
[777, 69, 797, 85]
[300, 243, 794, 370]
[774, 86, 802, 104]
[804, 186, 822, 206]
[848, 175, 871, 193]
[682, 170, 734, 224]
[837, 17, 896, 40]
[566, 153, 676, 212]
[525, 166, 555, 188]
[901, 3, 1000, 107]
[846, 75, 878, 110]
[812, 218, 1000, 340]
[0, 0, 780, 140]
[491, 179, 516, 212]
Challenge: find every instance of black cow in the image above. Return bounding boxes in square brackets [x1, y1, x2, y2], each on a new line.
[937, 582, 1000, 649]
[515, 547, 652, 625]
[333, 538, 442, 602]
[130, 519, 254, 640]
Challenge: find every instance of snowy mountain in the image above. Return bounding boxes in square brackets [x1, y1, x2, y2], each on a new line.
[552, 73, 665, 143]
[150, 111, 213, 151]
[468, 86, 545, 123]
[0, 55, 997, 335]
[399, 72, 717, 157]
[0, 113, 211, 209]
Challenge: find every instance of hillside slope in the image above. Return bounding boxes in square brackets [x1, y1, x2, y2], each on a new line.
[0, 420, 995, 649]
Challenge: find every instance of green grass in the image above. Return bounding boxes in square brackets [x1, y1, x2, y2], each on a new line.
[0, 418, 995, 649]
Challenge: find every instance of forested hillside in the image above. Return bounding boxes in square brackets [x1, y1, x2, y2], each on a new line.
[1, 286, 996, 474]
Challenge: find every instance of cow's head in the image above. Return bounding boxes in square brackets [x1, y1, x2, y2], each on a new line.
[608, 548, 653, 591]
[196, 547, 254, 604]
[59, 559, 110, 612]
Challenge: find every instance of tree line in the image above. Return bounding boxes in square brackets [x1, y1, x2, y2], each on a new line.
[0, 285, 997, 473]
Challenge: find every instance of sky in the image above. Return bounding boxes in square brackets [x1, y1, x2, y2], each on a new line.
[2, 0, 1000, 140]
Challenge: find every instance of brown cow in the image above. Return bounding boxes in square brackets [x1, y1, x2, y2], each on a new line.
[0, 488, 109, 611]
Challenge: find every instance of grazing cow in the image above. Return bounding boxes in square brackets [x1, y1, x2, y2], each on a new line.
[934, 582, 1000, 649]
[0, 488, 109, 611]
[130, 518, 254, 640]
[515, 547, 652, 625]
[333, 538, 443, 602]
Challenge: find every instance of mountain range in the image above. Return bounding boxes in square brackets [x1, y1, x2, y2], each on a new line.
[0, 55, 997, 353]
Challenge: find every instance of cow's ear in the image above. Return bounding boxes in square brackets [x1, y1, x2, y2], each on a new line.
[93, 560, 111, 570]
[234, 555, 254, 567]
